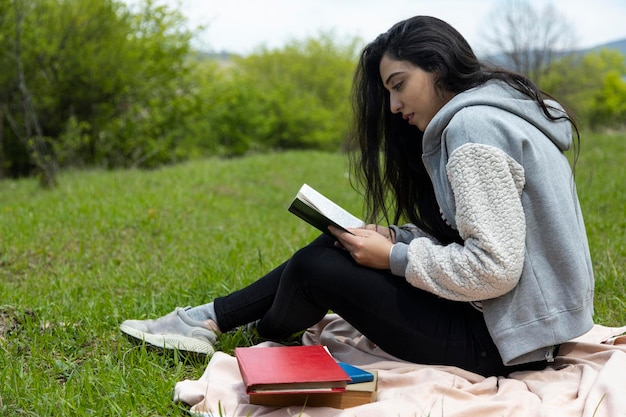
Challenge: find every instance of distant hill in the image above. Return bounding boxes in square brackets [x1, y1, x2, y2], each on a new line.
[194, 50, 235, 61]
[480, 38, 626, 68]
[584, 38, 626, 55]
[196, 38, 626, 67]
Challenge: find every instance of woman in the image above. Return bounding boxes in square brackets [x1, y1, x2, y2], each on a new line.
[120, 16, 594, 377]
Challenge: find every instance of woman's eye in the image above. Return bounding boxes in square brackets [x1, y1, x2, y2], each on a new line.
[392, 82, 403, 91]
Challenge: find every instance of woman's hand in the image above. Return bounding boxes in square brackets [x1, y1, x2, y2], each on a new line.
[328, 225, 394, 269]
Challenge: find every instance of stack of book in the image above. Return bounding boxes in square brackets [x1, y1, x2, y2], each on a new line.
[235, 345, 377, 409]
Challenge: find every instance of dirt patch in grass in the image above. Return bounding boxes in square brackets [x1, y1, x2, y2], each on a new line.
[0, 307, 17, 343]
[0, 306, 34, 344]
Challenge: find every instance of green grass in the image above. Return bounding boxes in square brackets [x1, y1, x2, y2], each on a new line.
[0, 135, 624, 415]
[574, 132, 626, 324]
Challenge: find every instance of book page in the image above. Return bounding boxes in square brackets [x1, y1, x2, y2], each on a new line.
[298, 184, 364, 230]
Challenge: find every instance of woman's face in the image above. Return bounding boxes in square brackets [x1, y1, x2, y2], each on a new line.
[379, 54, 453, 131]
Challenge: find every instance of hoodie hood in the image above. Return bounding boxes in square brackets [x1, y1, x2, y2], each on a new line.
[423, 81, 572, 155]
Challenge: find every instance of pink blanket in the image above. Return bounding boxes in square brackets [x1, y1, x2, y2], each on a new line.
[174, 315, 626, 417]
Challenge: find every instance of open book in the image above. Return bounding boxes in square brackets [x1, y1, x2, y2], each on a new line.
[288, 184, 365, 235]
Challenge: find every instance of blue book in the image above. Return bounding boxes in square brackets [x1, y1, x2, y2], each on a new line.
[337, 362, 375, 384]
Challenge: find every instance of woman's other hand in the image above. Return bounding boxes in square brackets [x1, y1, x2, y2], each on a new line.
[363, 224, 396, 242]
[329, 226, 394, 269]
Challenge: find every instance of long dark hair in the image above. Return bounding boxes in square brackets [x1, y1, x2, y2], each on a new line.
[350, 15, 577, 245]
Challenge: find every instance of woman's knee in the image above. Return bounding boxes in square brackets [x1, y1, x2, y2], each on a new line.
[287, 245, 334, 277]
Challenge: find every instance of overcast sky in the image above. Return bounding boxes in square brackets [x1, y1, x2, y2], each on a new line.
[129, 0, 626, 55]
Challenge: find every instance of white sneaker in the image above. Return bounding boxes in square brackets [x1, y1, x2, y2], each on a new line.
[120, 307, 217, 355]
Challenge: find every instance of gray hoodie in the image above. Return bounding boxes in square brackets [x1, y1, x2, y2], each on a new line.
[389, 81, 595, 365]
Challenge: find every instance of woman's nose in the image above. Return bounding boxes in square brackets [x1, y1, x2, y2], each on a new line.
[390, 97, 402, 114]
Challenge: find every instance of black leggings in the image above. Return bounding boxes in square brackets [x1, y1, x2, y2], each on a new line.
[214, 234, 546, 376]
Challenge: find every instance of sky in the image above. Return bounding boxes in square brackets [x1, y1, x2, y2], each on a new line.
[128, 0, 626, 55]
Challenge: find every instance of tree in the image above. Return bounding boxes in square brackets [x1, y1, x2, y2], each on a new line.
[86, 0, 195, 168]
[199, 34, 360, 156]
[589, 70, 626, 129]
[480, 0, 577, 84]
[0, 1, 363, 176]
[540, 49, 626, 129]
[0, 0, 196, 179]
[2, 0, 57, 186]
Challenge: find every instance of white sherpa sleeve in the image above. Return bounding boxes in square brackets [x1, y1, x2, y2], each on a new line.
[401, 143, 526, 301]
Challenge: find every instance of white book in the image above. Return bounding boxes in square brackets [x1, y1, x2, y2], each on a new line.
[288, 184, 365, 235]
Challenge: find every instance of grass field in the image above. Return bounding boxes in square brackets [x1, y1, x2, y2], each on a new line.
[1, 133, 624, 416]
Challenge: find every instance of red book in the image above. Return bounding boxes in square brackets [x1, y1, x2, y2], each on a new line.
[235, 345, 350, 394]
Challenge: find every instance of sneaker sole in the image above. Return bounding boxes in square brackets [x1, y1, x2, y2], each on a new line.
[120, 323, 215, 355]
